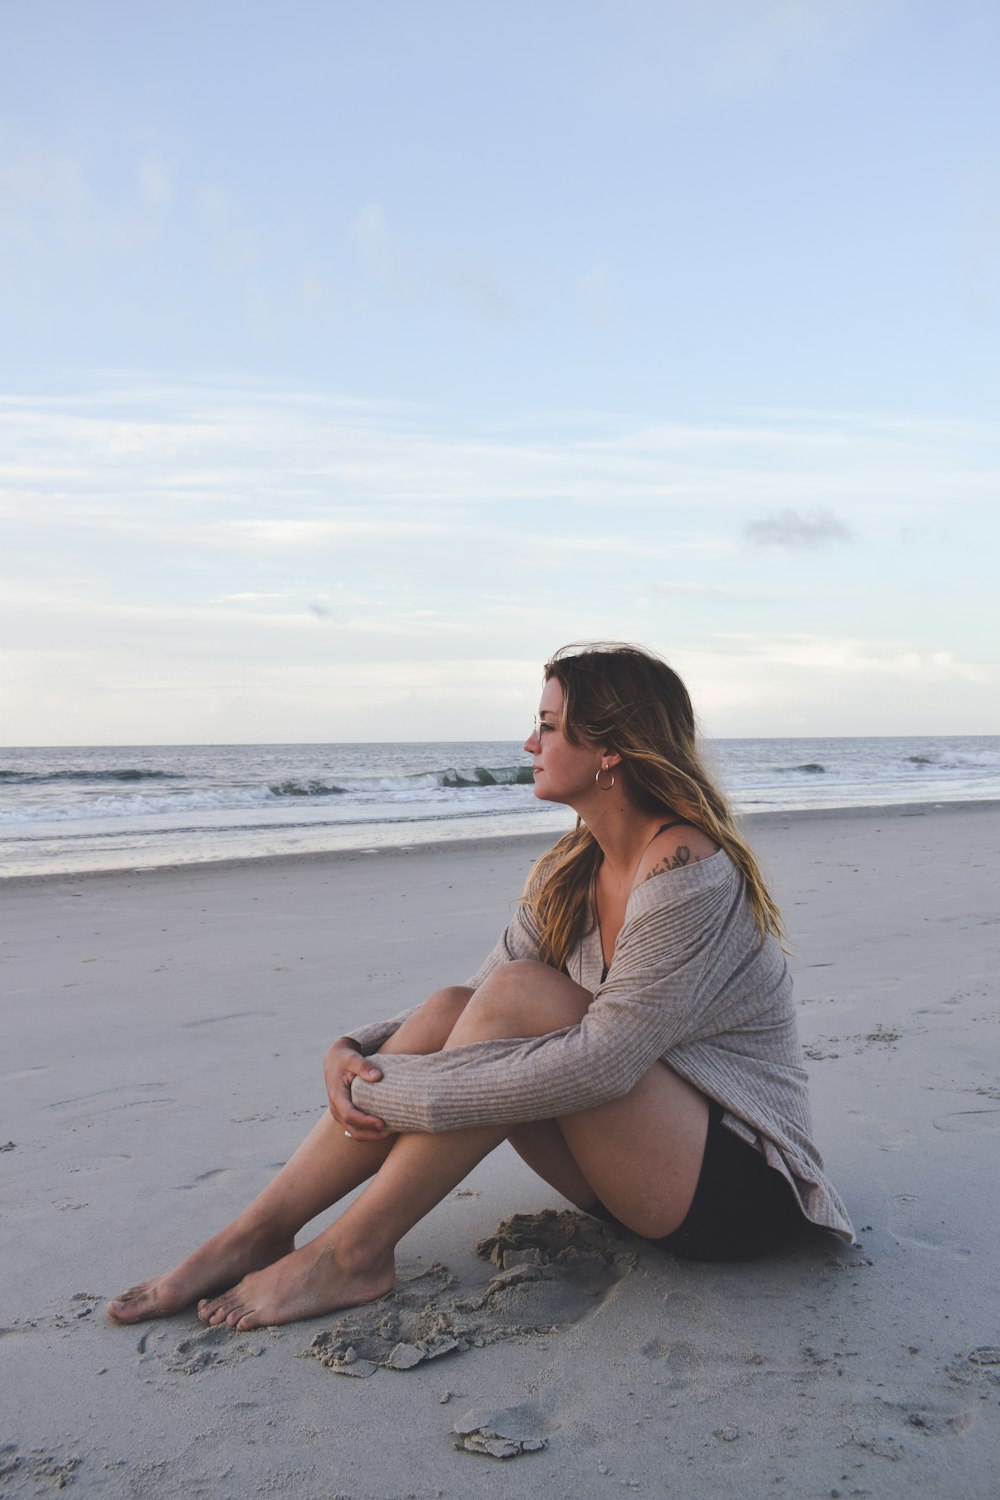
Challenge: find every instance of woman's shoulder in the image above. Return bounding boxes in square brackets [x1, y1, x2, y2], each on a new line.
[623, 841, 736, 929]
[632, 821, 722, 892]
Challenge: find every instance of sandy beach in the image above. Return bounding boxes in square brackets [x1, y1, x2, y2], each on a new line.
[3, 802, 999, 1499]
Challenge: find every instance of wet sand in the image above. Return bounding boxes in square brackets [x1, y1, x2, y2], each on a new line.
[2, 803, 999, 1498]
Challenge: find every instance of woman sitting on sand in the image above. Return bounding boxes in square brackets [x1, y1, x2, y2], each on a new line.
[108, 643, 853, 1332]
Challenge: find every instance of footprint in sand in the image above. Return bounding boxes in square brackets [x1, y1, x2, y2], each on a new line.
[844, 1383, 980, 1455]
[932, 1109, 1000, 1133]
[888, 1195, 972, 1258]
[166, 1324, 268, 1374]
[181, 1010, 273, 1028]
[22, 1292, 104, 1335]
[47, 1083, 166, 1110]
[640, 1336, 702, 1389]
[173, 1167, 230, 1191]
[67, 1153, 133, 1176]
[0, 1444, 82, 1495]
[309, 1210, 636, 1379]
[1, 1066, 49, 1084]
[132, 1322, 270, 1375]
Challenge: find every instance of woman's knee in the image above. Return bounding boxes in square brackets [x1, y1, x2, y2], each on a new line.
[475, 959, 575, 1002]
[421, 985, 474, 1032]
[449, 961, 592, 1043]
[484, 958, 550, 985]
[386, 986, 473, 1053]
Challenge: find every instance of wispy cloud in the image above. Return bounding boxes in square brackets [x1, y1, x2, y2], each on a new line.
[2, 380, 998, 740]
[672, 630, 996, 737]
[710, 632, 991, 684]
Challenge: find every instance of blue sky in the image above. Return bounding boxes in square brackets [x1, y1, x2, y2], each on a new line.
[2, 0, 998, 744]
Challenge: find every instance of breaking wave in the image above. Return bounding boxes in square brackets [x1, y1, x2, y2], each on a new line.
[0, 768, 183, 785]
[0, 761, 537, 824]
[268, 765, 535, 796]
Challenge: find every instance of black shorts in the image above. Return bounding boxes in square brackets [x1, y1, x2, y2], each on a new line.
[593, 1100, 806, 1262]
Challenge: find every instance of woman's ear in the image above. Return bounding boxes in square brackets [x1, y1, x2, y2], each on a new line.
[601, 747, 622, 769]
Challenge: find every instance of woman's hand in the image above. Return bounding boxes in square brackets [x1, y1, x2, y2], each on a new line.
[324, 1037, 390, 1142]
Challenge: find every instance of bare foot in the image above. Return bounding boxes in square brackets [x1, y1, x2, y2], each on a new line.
[106, 1223, 293, 1325]
[197, 1236, 395, 1331]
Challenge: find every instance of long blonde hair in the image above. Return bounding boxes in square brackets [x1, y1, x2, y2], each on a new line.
[522, 643, 784, 969]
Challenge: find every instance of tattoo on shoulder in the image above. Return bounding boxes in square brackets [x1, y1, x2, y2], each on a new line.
[643, 847, 700, 881]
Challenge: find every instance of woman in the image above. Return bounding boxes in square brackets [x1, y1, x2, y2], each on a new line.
[107, 643, 853, 1332]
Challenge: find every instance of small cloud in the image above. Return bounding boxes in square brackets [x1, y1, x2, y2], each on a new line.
[742, 507, 853, 548]
[308, 602, 346, 623]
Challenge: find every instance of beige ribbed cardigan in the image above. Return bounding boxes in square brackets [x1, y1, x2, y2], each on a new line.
[350, 850, 854, 1242]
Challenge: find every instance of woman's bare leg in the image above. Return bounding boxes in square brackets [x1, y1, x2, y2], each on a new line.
[447, 961, 709, 1238]
[197, 1116, 510, 1329]
[197, 961, 709, 1331]
[507, 1118, 602, 1211]
[105, 987, 473, 1323]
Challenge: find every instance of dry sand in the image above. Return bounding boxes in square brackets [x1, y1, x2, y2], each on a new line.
[2, 803, 999, 1499]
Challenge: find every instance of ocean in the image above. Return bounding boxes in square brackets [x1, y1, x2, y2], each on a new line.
[2, 735, 998, 879]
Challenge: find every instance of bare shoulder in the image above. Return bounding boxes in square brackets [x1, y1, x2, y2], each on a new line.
[635, 823, 721, 888]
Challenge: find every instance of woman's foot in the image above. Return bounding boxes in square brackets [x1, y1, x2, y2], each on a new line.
[106, 1222, 294, 1324]
[197, 1235, 395, 1331]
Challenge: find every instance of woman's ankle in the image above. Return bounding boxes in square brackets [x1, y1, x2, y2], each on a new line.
[229, 1209, 296, 1249]
[333, 1232, 395, 1280]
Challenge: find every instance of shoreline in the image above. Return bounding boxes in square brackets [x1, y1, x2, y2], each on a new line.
[4, 794, 999, 889]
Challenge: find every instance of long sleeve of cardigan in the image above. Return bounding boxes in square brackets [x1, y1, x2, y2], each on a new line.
[350, 867, 740, 1133]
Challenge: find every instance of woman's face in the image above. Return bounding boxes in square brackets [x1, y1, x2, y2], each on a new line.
[523, 676, 608, 806]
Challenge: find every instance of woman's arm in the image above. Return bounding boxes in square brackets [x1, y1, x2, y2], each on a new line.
[352, 875, 741, 1133]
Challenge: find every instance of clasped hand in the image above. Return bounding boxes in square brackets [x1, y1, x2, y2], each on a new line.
[323, 1038, 390, 1141]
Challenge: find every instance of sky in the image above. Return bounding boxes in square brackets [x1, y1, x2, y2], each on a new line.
[1, 0, 998, 745]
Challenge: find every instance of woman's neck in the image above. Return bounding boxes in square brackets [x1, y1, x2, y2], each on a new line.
[583, 798, 672, 883]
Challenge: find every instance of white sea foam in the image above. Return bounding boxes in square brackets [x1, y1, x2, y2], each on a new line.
[2, 736, 998, 876]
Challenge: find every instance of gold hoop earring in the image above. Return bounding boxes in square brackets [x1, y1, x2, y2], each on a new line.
[595, 766, 615, 791]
